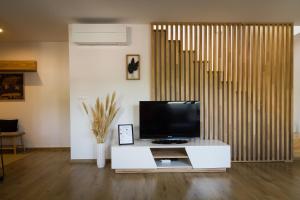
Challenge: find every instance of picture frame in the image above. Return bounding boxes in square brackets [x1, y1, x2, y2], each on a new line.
[0, 73, 24, 100]
[126, 54, 140, 80]
[118, 124, 134, 145]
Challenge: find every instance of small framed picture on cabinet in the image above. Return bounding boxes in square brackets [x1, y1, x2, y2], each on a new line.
[118, 124, 134, 145]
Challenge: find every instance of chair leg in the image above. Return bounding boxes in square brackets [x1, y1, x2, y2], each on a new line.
[0, 136, 4, 181]
[20, 136, 25, 152]
[13, 137, 17, 155]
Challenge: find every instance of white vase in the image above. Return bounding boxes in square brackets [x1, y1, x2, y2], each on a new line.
[96, 143, 105, 168]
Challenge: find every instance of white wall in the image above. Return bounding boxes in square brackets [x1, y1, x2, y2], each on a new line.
[69, 24, 151, 159]
[0, 42, 70, 147]
[294, 36, 300, 133]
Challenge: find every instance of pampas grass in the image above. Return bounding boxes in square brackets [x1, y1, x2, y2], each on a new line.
[82, 92, 119, 143]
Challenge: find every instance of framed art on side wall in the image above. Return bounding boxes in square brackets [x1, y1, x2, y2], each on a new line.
[126, 54, 140, 80]
[0, 73, 24, 100]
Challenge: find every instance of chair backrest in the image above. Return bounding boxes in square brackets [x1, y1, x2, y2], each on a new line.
[0, 119, 18, 132]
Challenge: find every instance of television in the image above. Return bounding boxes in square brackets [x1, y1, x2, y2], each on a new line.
[139, 101, 200, 139]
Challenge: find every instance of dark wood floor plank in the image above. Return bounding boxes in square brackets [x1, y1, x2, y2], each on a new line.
[1, 150, 300, 200]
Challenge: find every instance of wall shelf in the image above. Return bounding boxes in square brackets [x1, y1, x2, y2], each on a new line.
[151, 148, 188, 159]
[0, 60, 37, 72]
[155, 159, 192, 169]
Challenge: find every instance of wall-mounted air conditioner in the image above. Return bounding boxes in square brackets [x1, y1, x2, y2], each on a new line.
[70, 24, 127, 45]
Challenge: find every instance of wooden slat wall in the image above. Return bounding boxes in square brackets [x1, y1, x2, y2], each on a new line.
[151, 23, 293, 162]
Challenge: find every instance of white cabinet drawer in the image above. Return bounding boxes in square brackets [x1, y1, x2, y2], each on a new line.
[111, 146, 156, 169]
[186, 146, 231, 168]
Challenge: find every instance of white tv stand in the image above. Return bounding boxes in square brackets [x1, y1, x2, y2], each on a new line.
[111, 138, 231, 173]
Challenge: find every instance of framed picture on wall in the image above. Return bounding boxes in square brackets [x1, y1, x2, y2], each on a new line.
[0, 73, 24, 100]
[118, 124, 134, 145]
[126, 54, 140, 80]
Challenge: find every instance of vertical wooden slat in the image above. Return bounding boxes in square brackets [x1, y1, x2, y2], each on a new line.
[218, 25, 223, 144]
[228, 25, 232, 150]
[170, 25, 174, 101]
[161, 27, 166, 100]
[276, 25, 281, 160]
[265, 25, 270, 161]
[219, 25, 224, 142]
[195, 25, 199, 101]
[208, 25, 213, 139]
[249, 25, 253, 160]
[214, 25, 220, 139]
[151, 24, 156, 100]
[282, 25, 286, 160]
[165, 25, 170, 100]
[267, 25, 273, 161]
[285, 24, 289, 160]
[290, 25, 294, 161]
[240, 26, 247, 161]
[271, 25, 276, 160]
[286, 25, 292, 160]
[170, 25, 175, 101]
[185, 25, 190, 101]
[252, 25, 258, 161]
[190, 25, 195, 101]
[247, 25, 251, 161]
[232, 25, 237, 160]
[285, 25, 289, 160]
[164, 26, 168, 101]
[180, 25, 185, 101]
[261, 25, 265, 161]
[222, 25, 227, 142]
[274, 25, 279, 160]
[285, 25, 288, 160]
[156, 26, 161, 100]
[243, 25, 248, 161]
[262, 25, 267, 161]
[257, 25, 262, 161]
[204, 25, 208, 139]
[237, 25, 242, 161]
[199, 25, 204, 139]
[175, 25, 179, 100]
[277, 25, 282, 160]
[213, 25, 217, 139]
[250, 25, 255, 161]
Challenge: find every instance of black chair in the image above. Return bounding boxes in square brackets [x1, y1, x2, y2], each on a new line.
[0, 119, 25, 154]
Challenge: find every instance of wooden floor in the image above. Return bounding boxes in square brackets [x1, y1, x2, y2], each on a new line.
[1, 151, 300, 200]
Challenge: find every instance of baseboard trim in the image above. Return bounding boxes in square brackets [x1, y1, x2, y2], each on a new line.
[70, 159, 96, 163]
[70, 159, 111, 164]
[231, 160, 293, 163]
[115, 168, 226, 173]
[26, 147, 70, 151]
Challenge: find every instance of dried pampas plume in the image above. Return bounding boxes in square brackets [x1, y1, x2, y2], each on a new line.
[82, 92, 119, 143]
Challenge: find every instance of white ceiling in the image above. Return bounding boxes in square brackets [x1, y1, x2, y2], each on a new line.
[1, 0, 300, 42]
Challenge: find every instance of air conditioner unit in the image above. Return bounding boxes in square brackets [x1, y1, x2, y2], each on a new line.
[70, 24, 127, 45]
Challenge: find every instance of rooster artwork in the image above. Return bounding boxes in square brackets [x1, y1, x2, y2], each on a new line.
[126, 54, 140, 80]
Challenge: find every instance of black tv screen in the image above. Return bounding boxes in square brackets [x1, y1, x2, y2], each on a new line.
[139, 101, 200, 139]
